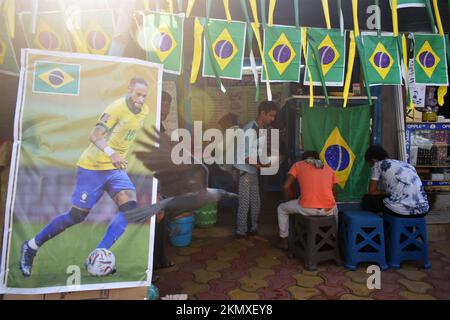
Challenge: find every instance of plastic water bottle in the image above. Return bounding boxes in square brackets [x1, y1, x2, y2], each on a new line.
[147, 284, 159, 300]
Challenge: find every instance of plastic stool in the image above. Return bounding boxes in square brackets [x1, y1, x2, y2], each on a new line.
[341, 211, 388, 271]
[291, 214, 341, 271]
[383, 214, 431, 269]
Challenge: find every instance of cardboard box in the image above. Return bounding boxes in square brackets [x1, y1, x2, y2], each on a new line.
[3, 286, 147, 300]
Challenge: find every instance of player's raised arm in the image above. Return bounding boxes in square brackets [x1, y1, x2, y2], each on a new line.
[89, 125, 127, 170]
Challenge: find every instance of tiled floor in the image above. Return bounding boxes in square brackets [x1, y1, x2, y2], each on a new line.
[155, 224, 450, 300]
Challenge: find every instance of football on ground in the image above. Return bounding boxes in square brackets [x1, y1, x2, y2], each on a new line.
[85, 248, 116, 277]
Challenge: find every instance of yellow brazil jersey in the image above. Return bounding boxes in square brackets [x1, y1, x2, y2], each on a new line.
[77, 97, 149, 170]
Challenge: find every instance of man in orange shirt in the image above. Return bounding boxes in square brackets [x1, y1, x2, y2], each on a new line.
[277, 151, 339, 250]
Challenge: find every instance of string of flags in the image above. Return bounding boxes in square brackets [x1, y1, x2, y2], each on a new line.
[0, 0, 449, 108]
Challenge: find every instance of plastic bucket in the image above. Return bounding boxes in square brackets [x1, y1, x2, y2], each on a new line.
[194, 203, 218, 228]
[168, 215, 194, 247]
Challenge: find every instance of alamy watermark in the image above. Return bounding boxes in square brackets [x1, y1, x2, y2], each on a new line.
[170, 121, 280, 175]
[366, 5, 381, 31]
[366, 265, 381, 290]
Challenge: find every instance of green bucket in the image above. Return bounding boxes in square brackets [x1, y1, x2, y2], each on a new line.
[194, 203, 218, 228]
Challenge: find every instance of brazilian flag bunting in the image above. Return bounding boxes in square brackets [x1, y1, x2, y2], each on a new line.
[262, 24, 302, 82]
[304, 28, 347, 87]
[413, 34, 448, 86]
[361, 33, 402, 86]
[20, 11, 72, 52]
[143, 12, 184, 75]
[79, 9, 115, 55]
[0, 14, 18, 75]
[202, 18, 246, 80]
[301, 104, 371, 201]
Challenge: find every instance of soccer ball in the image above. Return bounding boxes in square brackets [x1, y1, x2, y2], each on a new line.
[85, 248, 116, 277]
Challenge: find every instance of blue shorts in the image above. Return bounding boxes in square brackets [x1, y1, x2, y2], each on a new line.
[71, 167, 136, 209]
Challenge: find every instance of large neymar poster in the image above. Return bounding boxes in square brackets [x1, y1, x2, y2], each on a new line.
[0, 49, 162, 294]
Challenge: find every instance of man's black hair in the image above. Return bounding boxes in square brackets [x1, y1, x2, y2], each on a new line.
[129, 77, 148, 88]
[365, 145, 389, 162]
[257, 100, 279, 115]
[302, 150, 320, 160]
[162, 91, 172, 103]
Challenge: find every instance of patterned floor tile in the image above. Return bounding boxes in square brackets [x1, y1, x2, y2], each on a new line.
[293, 273, 324, 288]
[263, 248, 288, 258]
[340, 294, 374, 300]
[399, 291, 436, 300]
[248, 267, 275, 279]
[219, 269, 250, 281]
[287, 286, 321, 300]
[216, 250, 241, 262]
[396, 269, 427, 281]
[316, 285, 350, 298]
[208, 279, 240, 294]
[195, 292, 229, 300]
[206, 259, 231, 272]
[377, 281, 403, 294]
[320, 273, 349, 287]
[170, 254, 191, 265]
[343, 281, 374, 297]
[265, 274, 297, 291]
[425, 276, 450, 291]
[190, 239, 207, 248]
[371, 290, 405, 300]
[398, 279, 433, 294]
[239, 276, 268, 292]
[177, 247, 201, 256]
[180, 281, 210, 296]
[255, 256, 282, 269]
[258, 287, 292, 300]
[428, 288, 450, 300]
[161, 228, 450, 300]
[228, 289, 260, 300]
[193, 269, 222, 284]
[345, 271, 370, 284]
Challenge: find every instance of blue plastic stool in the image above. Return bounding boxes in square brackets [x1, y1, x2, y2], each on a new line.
[341, 211, 388, 271]
[383, 214, 431, 269]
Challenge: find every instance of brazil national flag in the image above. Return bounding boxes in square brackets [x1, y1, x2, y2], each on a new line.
[143, 12, 184, 75]
[0, 14, 19, 75]
[203, 18, 246, 80]
[361, 33, 402, 86]
[262, 25, 302, 82]
[304, 28, 347, 87]
[20, 11, 72, 52]
[33, 61, 80, 96]
[80, 9, 115, 55]
[301, 104, 371, 201]
[413, 34, 449, 86]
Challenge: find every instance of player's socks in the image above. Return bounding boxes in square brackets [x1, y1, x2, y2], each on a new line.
[96, 212, 129, 249]
[34, 211, 79, 247]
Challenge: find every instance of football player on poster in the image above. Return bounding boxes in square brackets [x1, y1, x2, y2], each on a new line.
[20, 77, 151, 277]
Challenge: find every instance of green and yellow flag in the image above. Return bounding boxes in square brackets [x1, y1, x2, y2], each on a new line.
[143, 12, 184, 75]
[361, 33, 402, 86]
[20, 11, 72, 52]
[262, 24, 302, 82]
[304, 28, 347, 87]
[79, 9, 115, 55]
[202, 18, 246, 80]
[413, 34, 449, 86]
[33, 61, 81, 95]
[302, 104, 371, 201]
[0, 14, 18, 75]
